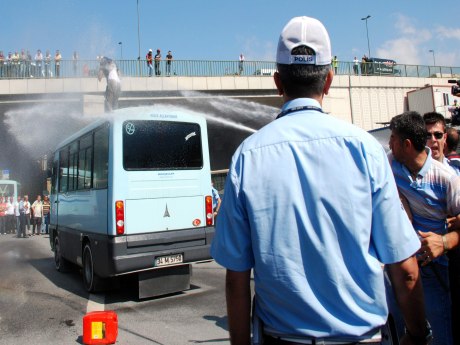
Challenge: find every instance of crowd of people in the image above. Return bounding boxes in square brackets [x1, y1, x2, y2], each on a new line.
[0, 194, 51, 237]
[145, 48, 173, 77]
[329, 50, 407, 76]
[0, 49, 81, 78]
[0, 47, 395, 80]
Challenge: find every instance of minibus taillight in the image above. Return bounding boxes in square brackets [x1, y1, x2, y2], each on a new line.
[205, 195, 213, 226]
[115, 200, 125, 235]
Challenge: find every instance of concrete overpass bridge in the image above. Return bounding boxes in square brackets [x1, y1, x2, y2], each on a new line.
[0, 72, 455, 128]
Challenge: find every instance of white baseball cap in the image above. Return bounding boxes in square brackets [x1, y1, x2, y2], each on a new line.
[276, 16, 331, 66]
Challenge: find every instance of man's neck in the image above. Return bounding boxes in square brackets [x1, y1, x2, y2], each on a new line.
[435, 154, 445, 163]
[405, 150, 428, 178]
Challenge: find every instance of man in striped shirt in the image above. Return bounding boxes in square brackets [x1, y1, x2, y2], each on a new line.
[423, 112, 460, 344]
[42, 195, 51, 234]
[389, 111, 460, 345]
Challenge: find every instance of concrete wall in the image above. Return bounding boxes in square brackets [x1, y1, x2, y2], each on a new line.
[324, 75, 451, 130]
[0, 76, 276, 94]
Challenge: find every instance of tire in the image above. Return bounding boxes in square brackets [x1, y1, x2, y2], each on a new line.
[83, 244, 101, 292]
[54, 236, 70, 272]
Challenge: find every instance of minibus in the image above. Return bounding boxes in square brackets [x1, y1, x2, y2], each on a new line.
[49, 106, 215, 294]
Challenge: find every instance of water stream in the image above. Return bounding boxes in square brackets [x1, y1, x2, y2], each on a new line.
[2, 93, 279, 194]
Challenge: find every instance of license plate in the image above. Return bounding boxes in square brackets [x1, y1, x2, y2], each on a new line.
[154, 254, 183, 267]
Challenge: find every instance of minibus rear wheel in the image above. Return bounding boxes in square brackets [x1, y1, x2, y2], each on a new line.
[54, 236, 70, 272]
[82, 244, 102, 292]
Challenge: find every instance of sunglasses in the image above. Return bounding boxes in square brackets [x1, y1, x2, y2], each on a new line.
[426, 131, 444, 140]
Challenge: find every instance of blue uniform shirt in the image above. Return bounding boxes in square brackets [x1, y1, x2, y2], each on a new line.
[211, 98, 420, 338]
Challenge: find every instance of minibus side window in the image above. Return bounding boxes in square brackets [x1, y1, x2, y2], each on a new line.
[68, 142, 79, 191]
[59, 147, 69, 193]
[78, 134, 93, 190]
[93, 126, 109, 189]
[51, 154, 58, 194]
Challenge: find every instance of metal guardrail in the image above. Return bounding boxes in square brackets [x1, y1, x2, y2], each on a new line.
[0, 59, 459, 79]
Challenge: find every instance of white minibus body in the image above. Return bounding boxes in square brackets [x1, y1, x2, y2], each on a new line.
[49, 106, 215, 292]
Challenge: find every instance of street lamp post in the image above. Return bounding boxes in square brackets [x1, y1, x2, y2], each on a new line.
[361, 15, 371, 58]
[429, 49, 436, 66]
[118, 42, 123, 60]
[137, 0, 141, 60]
[136, 0, 141, 76]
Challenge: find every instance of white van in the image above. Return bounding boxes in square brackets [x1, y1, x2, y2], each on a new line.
[49, 106, 215, 295]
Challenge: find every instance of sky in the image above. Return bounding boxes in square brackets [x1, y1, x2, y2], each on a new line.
[1, 0, 460, 66]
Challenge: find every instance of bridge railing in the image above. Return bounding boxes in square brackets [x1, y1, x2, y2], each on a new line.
[0, 59, 459, 79]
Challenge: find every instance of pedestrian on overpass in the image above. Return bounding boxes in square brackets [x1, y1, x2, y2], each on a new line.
[54, 50, 62, 78]
[166, 50, 173, 76]
[238, 53, 245, 75]
[353, 56, 359, 75]
[154, 49, 161, 76]
[332, 55, 338, 74]
[146, 49, 153, 77]
[211, 15, 430, 345]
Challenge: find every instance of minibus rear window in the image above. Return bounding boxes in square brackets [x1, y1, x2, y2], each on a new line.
[123, 120, 203, 170]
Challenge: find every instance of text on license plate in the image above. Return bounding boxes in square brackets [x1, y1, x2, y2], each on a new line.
[154, 254, 184, 267]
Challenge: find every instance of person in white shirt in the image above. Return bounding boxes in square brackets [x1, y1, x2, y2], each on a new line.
[31, 195, 43, 235]
[5, 196, 15, 234]
[97, 57, 121, 112]
[353, 56, 359, 75]
[238, 53, 245, 75]
[34, 50, 43, 77]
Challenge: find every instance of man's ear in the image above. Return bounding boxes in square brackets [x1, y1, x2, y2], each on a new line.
[402, 138, 412, 150]
[274, 71, 283, 96]
[323, 69, 334, 95]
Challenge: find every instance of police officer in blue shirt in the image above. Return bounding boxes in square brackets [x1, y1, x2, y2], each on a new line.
[211, 16, 431, 345]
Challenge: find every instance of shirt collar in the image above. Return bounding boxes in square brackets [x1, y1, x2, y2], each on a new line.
[280, 98, 322, 115]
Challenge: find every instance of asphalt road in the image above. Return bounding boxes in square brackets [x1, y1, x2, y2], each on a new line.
[0, 233, 231, 345]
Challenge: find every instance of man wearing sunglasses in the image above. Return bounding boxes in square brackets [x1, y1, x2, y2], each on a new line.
[423, 112, 453, 169]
